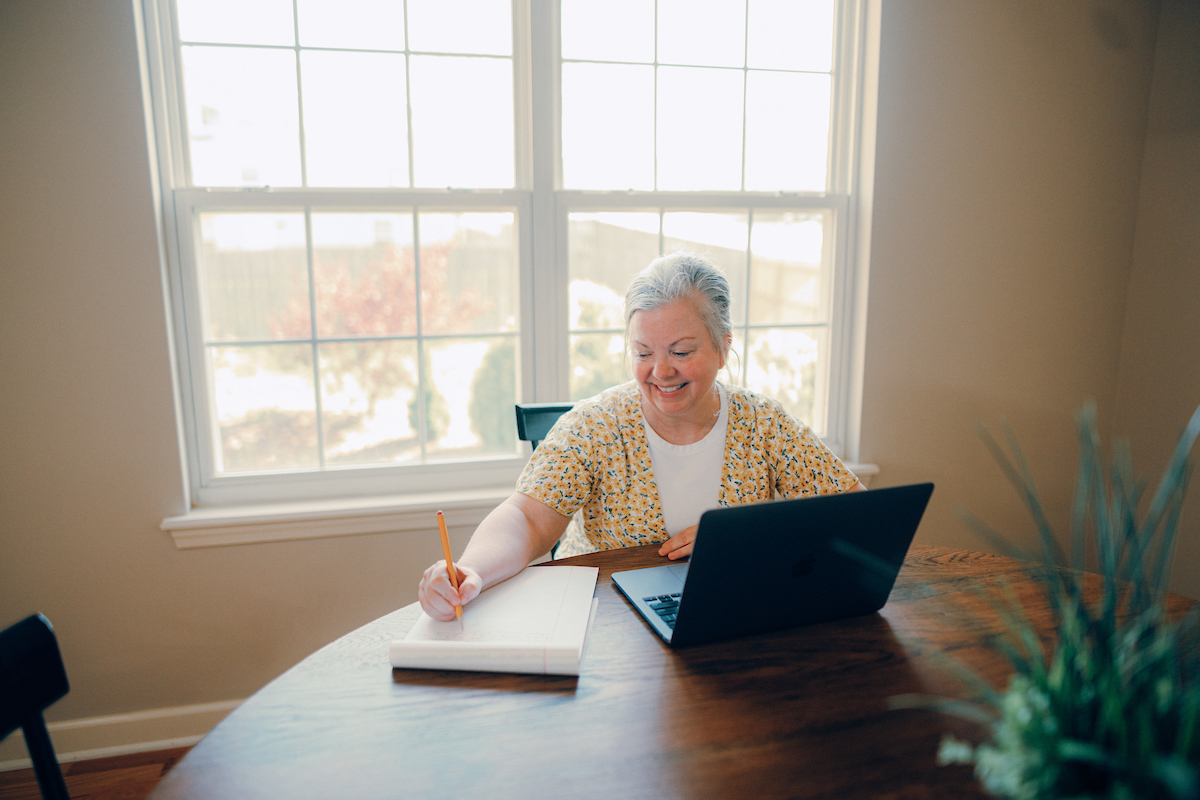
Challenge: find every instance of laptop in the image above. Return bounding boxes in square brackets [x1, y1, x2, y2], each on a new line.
[610, 482, 934, 647]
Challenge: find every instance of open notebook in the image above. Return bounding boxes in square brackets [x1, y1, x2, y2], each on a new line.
[390, 565, 600, 676]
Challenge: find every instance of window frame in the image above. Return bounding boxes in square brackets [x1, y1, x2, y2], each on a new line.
[170, 189, 535, 508]
[139, 0, 879, 514]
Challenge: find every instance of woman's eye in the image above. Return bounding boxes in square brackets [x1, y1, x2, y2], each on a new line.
[673, 351, 690, 358]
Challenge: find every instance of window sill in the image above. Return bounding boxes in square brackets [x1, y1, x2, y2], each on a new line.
[161, 463, 879, 550]
[161, 487, 513, 550]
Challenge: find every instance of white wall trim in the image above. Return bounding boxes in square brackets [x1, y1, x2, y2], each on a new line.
[848, 462, 880, 487]
[162, 486, 512, 549]
[0, 699, 243, 772]
[843, 0, 883, 465]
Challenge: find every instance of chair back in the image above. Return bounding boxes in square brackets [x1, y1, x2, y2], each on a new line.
[515, 403, 574, 451]
[0, 614, 70, 800]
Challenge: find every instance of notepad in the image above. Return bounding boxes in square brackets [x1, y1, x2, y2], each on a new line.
[390, 565, 600, 676]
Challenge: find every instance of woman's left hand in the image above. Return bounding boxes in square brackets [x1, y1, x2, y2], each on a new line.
[659, 524, 698, 560]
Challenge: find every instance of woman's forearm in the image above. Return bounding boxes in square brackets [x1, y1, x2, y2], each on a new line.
[458, 493, 571, 589]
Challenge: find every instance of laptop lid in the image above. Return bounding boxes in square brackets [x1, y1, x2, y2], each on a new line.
[611, 482, 934, 647]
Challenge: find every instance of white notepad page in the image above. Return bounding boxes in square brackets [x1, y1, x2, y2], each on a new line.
[390, 565, 600, 675]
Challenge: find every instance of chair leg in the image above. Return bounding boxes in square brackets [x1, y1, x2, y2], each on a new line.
[23, 715, 69, 800]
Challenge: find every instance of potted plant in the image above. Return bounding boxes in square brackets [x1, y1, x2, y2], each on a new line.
[896, 402, 1200, 799]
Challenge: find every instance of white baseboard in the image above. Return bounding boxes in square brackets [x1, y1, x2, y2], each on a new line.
[0, 699, 243, 772]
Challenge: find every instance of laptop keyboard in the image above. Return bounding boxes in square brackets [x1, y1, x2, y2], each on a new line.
[644, 593, 682, 629]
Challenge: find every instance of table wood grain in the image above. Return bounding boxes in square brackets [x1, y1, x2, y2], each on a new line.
[149, 545, 1167, 800]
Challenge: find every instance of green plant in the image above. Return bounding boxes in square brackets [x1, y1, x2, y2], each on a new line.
[899, 402, 1200, 800]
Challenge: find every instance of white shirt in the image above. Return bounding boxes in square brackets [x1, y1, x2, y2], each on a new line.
[642, 383, 729, 536]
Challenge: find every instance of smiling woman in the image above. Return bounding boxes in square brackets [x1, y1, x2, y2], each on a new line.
[416, 253, 864, 623]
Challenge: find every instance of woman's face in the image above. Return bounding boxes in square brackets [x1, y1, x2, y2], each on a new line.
[628, 297, 727, 427]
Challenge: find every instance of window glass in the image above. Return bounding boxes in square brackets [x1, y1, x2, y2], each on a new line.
[176, 0, 294, 46]
[657, 0, 746, 68]
[568, 212, 660, 325]
[744, 72, 831, 192]
[210, 343, 318, 472]
[561, 63, 655, 191]
[319, 340, 420, 466]
[296, 0, 405, 50]
[406, 0, 512, 56]
[300, 51, 409, 188]
[198, 213, 308, 342]
[182, 46, 301, 187]
[417, 213, 518, 335]
[409, 56, 514, 188]
[747, 0, 835, 72]
[656, 67, 745, 191]
[744, 327, 828, 431]
[310, 212, 416, 337]
[561, 0, 654, 63]
[748, 212, 831, 324]
[422, 336, 519, 458]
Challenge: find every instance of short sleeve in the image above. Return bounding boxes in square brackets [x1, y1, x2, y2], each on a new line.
[514, 405, 598, 517]
[772, 407, 859, 497]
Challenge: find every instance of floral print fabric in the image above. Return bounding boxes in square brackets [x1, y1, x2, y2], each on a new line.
[516, 381, 859, 558]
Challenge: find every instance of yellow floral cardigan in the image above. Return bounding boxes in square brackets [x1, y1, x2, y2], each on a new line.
[516, 381, 859, 558]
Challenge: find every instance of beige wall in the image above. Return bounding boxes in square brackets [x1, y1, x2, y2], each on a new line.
[1114, 0, 1200, 600]
[862, 1, 1160, 562]
[0, 0, 1194, 729]
[0, 1, 456, 722]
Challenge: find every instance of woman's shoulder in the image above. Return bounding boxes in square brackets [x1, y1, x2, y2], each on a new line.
[556, 381, 639, 436]
[573, 381, 637, 413]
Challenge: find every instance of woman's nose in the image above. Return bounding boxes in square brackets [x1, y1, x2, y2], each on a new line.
[652, 357, 675, 378]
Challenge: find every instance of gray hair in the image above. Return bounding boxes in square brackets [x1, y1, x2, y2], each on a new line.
[624, 252, 733, 357]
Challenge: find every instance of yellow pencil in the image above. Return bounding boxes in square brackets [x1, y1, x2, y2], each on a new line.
[436, 511, 462, 619]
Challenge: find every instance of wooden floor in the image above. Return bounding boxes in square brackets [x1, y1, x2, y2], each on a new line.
[0, 748, 189, 800]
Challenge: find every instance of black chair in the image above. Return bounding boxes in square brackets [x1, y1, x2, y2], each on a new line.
[515, 402, 574, 451]
[0, 614, 70, 800]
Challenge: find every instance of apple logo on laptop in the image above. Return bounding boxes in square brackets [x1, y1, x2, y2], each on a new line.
[791, 554, 816, 578]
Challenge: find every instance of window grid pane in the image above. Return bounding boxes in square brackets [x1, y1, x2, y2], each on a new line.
[560, 1, 837, 192]
[197, 209, 519, 475]
[179, 2, 514, 190]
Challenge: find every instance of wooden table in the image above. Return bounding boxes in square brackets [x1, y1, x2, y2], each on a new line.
[149, 546, 1077, 800]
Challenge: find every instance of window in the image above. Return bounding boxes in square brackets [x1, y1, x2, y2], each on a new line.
[142, 0, 877, 512]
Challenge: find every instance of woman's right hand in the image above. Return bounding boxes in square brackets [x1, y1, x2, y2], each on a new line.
[418, 561, 483, 621]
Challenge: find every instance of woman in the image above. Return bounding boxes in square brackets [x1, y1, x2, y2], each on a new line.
[418, 253, 865, 621]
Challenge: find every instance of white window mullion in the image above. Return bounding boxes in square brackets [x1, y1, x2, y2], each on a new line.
[825, 194, 852, 454]
[529, 0, 563, 401]
[292, 0, 309, 188]
[411, 209, 428, 460]
[740, 206, 754, 386]
[172, 193, 219, 489]
[302, 208, 325, 466]
[403, 0, 416, 189]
